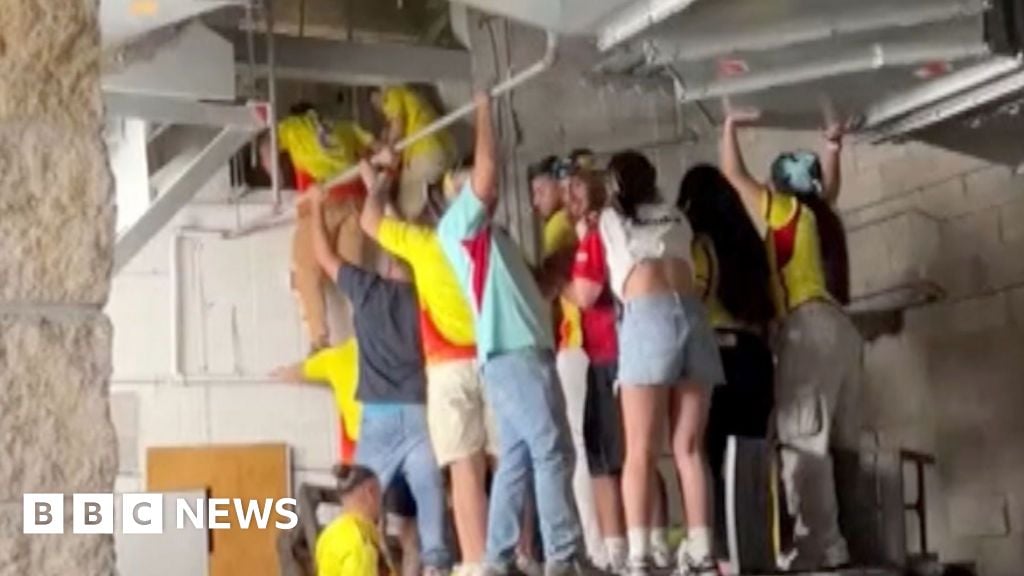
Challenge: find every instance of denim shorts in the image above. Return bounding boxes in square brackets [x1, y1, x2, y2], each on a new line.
[618, 293, 725, 388]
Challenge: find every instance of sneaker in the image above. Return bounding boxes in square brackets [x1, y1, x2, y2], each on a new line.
[620, 558, 650, 576]
[516, 554, 544, 576]
[544, 557, 607, 576]
[453, 564, 486, 576]
[671, 551, 717, 576]
[423, 567, 452, 576]
[650, 546, 673, 570]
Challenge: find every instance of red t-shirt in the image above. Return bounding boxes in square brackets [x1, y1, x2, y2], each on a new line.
[572, 229, 618, 363]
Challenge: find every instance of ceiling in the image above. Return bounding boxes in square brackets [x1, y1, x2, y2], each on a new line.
[100, 0, 242, 46]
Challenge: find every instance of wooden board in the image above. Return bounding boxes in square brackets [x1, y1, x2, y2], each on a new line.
[147, 444, 290, 576]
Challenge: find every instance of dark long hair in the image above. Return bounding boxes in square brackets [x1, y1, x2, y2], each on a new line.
[802, 195, 850, 305]
[608, 150, 660, 219]
[678, 164, 776, 327]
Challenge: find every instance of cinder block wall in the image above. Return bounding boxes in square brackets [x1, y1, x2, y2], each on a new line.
[463, 18, 1024, 575]
[0, 0, 118, 573]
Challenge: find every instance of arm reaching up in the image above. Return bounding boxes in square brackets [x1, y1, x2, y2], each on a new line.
[471, 91, 497, 207]
[821, 122, 844, 206]
[720, 105, 768, 233]
[358, 150, 398, 239]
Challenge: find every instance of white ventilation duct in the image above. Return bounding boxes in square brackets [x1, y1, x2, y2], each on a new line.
[100, 0, 242, 47]
[451, 0, 648, 36]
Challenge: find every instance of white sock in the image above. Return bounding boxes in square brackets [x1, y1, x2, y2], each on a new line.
[605, 536, 627, 569]
[686, 526, 712, 560]
[627, 528, 650, 564]
[649, 527, 669, 552]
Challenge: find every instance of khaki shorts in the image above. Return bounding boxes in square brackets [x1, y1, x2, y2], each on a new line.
[426, 358, 498, 467]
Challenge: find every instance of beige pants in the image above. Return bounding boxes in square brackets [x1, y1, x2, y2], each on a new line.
[291, 196, 373, 349]
[775, 300, 863, 570]
[398, 149, 448, 220]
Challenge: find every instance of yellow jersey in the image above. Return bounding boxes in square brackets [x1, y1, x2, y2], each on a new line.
[542, 210, 583, 350]
[692, 234, 741, 330]
[315, 511, 391, 576]
[277, 113, 374, 181]
[302, 341, 361, 441]
[762, 190, 831, 313]
[380, 86, 452, 163]
[376, 218, 477, 364]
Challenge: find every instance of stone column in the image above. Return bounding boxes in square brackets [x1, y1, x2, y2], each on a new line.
[0, 1, 118, 574]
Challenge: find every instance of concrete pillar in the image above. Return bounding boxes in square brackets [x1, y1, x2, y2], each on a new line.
[0, 1, 118, 573]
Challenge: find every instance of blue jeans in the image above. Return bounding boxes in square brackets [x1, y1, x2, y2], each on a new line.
[481, 348, 583, 568]
[356, 404, 451, 569]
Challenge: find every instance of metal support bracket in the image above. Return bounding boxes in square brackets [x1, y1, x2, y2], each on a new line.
[104, 91, 269, 130]
[114, 128, 257, 273]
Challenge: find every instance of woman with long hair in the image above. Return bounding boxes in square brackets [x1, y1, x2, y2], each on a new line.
[599, 151, 725, 576]
[721, 110, 863, 571]
[677, 164, 777, 568]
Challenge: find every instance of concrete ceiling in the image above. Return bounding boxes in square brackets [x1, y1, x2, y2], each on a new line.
[100, 0, 242, 46]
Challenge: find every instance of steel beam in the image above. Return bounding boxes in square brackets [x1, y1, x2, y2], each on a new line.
[598, 0, 702, 52]
[104, 91, 269, 130]
[674, 38, 989, 103]
[114, 128, 255, 273]
[639, 0, 987, 65]
[866, 69, 1024, 141]
[224, 30, 472, 85]
[864, 56, 1023, 128]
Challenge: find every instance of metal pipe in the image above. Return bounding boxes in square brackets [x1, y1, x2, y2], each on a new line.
[864, 55, 1023, 129]
[598, 0, 702, 52]
[244, 0, 258, 95]
[641, 0, 988, 66]
[865, 69, 1024, 142]
[675, 39, 989, 103]
[262, 0, 282, 208]
[225, 30, 560, 239]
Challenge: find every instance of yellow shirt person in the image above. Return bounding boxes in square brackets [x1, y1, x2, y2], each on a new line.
[761, 190, 831, 314]
[371, 86, 453, 218]
[543, 209, 583, 350]
[376, 218, 476, 363]
[315, 511, 385, 576]
[273, 339, 361, 462]
[277, 111, 375, 185]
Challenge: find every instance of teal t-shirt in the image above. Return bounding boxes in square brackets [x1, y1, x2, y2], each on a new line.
[436, 184, 554, 362]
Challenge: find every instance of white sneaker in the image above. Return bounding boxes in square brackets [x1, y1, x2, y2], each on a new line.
[453, 564, 486, 576]
[516, 554, 544, 576]
[650, 546, 673, 570]
[671, 551, 717, 576]
[621, 558, 650, 576]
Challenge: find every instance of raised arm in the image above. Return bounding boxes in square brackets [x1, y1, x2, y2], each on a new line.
[358, 150, 398, 239]
[720, 112, 767, 224]
[471, 91, 497, 207]
[821, 123, 844, 206]
[308, 186, 343, 281]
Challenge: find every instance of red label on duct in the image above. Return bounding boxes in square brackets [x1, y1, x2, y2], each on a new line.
[914, 61, 952, 79]
[717, 58, 750, 78]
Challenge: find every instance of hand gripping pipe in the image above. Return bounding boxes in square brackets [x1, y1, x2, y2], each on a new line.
[225, 30, 559, 239]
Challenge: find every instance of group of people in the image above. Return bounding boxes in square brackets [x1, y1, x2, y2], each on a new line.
[270, 85, 863, 576]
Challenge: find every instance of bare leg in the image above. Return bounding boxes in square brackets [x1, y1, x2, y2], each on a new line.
[670, 380, 713, 566]
[648, 471, 672, 568]
[621, 386, 669, 566]
[449, 452, 489, 564]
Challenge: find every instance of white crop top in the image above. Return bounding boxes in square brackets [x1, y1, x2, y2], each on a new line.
[598, 203, 694, 299]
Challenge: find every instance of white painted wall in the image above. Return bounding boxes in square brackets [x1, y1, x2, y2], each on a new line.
[107, 184, 341, 494]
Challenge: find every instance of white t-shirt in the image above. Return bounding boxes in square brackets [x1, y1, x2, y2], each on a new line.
[598, 203, 694, 299]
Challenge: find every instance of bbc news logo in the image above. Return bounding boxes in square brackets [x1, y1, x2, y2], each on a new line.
[23, 494, 298, 534]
